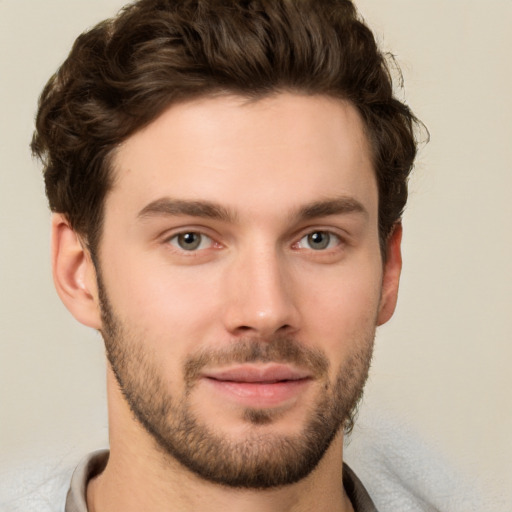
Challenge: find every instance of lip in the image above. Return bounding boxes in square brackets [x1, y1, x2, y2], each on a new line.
[201, 364, 313, 407]
[203, 364, 312, 383]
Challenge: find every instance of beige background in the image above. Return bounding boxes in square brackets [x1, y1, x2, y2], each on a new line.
[1, 0, 510, 500]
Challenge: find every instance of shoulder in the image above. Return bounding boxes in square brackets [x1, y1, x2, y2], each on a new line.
[0, 459, 73, 512]
[344, 407, 494, 512]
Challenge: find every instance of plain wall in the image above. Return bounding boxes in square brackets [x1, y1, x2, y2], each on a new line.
[1, 0, 510, 498]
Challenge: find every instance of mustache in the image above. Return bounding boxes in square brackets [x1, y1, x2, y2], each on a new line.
[183, 336, 329, 385]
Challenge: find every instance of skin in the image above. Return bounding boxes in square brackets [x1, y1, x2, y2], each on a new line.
[52, 93, 402, 512]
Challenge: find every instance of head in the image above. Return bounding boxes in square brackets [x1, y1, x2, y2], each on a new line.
[32, 0, 418, 259]
[33, 0, 420, 490]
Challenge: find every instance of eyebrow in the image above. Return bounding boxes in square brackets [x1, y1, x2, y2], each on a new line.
[296, 197, 368, 221]
[137, 196, 367, 223]
[138, 198, 237, 223]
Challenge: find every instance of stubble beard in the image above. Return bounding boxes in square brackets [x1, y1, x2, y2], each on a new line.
[97, 278, 375, 489]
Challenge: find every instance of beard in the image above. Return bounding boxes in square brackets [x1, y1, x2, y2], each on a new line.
[97, 276, 375, 489]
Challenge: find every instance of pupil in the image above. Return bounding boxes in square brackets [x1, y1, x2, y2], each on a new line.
[308, 231, 329, 250]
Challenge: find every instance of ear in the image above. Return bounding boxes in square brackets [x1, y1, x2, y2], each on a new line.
[377, 223, 403, 326]
[51, 213, 102, 329]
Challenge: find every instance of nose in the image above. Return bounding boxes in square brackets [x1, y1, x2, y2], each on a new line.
[221, 246, 300, 338]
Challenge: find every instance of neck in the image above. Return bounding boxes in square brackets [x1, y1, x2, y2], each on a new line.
[87, 370, 353, 512]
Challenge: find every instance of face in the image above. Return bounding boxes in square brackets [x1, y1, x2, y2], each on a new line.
[93, 93, 399, 488]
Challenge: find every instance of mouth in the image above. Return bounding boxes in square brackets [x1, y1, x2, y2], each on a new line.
[201, 364, 313, 407]
[204, 364, 311, 382]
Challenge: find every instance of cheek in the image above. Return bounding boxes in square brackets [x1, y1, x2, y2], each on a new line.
[101, 250, 222, 336]
[298, 258, 383, 349]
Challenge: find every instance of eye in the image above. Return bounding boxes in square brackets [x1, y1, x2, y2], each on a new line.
[297, 231, 341, 251]
[168, 232, 213, 251]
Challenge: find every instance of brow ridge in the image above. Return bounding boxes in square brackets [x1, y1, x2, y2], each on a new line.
[137, 195, 367, 224]
[296, 196, 368, 221]
[138, 198, 236, 222]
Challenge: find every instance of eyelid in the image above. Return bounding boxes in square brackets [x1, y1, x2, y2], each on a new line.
[292, 225, 348, 246]
[294, 230, 343, 250]
[158, 225, 348, 254]
[161, 226, 223, 253]
[168, 232, 213, 251]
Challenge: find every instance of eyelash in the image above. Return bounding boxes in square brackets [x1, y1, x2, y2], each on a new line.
[293, 231, 343, 251]
[164, 228, 345, 255]
[166, 231, 219, 252]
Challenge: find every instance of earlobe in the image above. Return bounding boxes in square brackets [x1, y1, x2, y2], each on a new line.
[51, 214, 102, 329]
[377, 223, 403, 326]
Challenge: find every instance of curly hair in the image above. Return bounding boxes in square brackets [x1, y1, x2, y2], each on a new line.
[31, 0, 421, 257]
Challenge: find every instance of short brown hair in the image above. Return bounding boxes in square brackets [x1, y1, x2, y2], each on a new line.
[32, 0, 422, 256]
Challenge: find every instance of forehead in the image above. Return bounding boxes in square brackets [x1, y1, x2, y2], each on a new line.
[109, 93, 377, 223]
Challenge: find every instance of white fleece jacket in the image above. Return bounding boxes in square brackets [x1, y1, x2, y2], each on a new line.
[1, 410, 508, 512]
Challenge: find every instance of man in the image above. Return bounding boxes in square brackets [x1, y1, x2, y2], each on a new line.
[30, 0, 419, 510]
